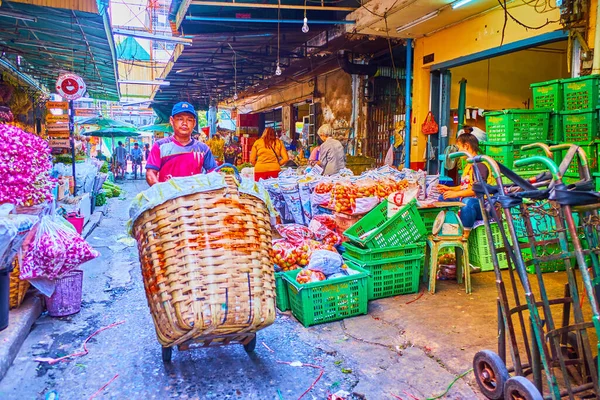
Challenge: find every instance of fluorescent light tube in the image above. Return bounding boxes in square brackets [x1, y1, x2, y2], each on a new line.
[0, 10, 37, 22]
[119, 80, 170, 86]
[396, 11, 440, 33]
[452, 0, 474, 9]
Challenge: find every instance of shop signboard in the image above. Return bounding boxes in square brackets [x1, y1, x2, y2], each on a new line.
[46, 123, 70, 132]
[75, 108, 97, 117]
[48, 132, 70, 139]
[55, 73, 86, 101]
[49, 139, 70, 148]
[46, 114, 69, 123]
[46, 101, 68, 110]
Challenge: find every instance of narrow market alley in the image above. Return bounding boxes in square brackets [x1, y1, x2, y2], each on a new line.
[0, 181, 483, 400]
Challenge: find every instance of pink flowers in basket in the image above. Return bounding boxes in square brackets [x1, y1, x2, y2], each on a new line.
[0, 124, 55, 206]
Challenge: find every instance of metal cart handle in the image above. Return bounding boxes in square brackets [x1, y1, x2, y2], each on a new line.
[449, 152, 503, 180]
[548, 144, 591, 181]
[514, 156, 560, 180]
[520, 142, 553, 158]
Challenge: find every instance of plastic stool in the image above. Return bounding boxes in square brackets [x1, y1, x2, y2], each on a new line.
[424, 235, 471, 294]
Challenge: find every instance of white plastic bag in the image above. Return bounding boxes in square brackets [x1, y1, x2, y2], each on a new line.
[307, 249, 344, 277]
[387, 187, 419, 218]
[384, 145, 394, 166]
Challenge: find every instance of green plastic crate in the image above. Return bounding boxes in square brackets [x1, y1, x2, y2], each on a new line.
[485, 110, 550, 143]
[468, 223, 509, 272]
[343, 199, 426, 249]
[344, 256, 423, 300]
[484, 143, 550, 172]
[283, 265, 369, 327]
[531, 79, 563, 111]
[558, 143, 598, 175]
[522, 243, 569, 274]
[342, 241, 425, 264]
[562, 75, 600, 111]
[560, 110, 599, 143]
[549, 113, 562, 142]
[594, 172, 600, 191]
[275, 271, 290, 311]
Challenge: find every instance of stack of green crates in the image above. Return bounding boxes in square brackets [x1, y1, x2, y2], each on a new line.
[552, 75, 600, 181]
[341, 199, 427, 301]
[483, 109, 551, 180]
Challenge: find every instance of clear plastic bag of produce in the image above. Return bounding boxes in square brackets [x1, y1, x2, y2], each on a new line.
[280, 179, 305, 224]
[306, 249, 344, 277]
[311, 180, 334, 215]
[276, 224, 313, 245]
[298, 177, 314, 224]
[295, 269, 326, 284]
[271, 239, 311, 271]
[308, 215, 342, 246]
[20, 214, 99, 296]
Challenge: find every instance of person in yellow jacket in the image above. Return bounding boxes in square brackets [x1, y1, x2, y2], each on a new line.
[438, 133, 495, 233]
[250, 127, 289, 181]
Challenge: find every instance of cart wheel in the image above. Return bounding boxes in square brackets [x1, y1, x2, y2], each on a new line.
[244, 335, 257, 353]
[473, 350, 510, 400]
[504, 376, 543, 400]
[162, 346, 172, 363]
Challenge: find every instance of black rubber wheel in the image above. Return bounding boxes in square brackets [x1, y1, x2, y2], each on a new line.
[244, 335, 257, 353]
[162, 346, 172, 363]
[473, 350, 510, 400]
[504, 376, 543, 400]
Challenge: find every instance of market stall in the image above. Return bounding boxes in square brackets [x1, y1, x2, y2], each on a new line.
[258, 162, 460, 327]
[0, 122, 100, 331]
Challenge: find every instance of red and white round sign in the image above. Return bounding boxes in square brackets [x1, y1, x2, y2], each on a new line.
[55, 73, 86, 100]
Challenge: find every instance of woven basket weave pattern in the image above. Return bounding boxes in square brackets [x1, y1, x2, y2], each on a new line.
[133, 178, 276, 346]
[9, 259, 29, 309]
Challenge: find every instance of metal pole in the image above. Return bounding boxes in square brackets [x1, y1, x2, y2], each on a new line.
[404, 38, 413, 169]
[69, 100, 77, 195]
[457, 78, 467, 133]
[185, 16, 356, 24]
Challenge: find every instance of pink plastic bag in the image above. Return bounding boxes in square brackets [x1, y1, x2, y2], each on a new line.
[21, 215, 99, 281]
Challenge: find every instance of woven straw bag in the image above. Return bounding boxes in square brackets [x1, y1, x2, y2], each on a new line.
[9, 258, 29, 309]
[132, 176, 276, 347]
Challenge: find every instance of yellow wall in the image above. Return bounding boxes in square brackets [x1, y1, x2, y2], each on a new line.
[411, 3, 562, 162]
[449, 44, 569, 111]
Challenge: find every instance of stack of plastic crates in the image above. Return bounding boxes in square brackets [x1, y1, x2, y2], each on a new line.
[340, 199, 427, 300]
[557, 75, 600, 183]
[483, 109, 551, 183]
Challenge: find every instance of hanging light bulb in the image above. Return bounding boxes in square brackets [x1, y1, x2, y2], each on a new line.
[302, 17, 309, 33]
[233, 93, 238, 100]
[275, 62, 282, 76]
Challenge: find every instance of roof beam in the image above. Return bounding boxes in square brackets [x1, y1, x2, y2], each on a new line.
[190, 1, 357, 12]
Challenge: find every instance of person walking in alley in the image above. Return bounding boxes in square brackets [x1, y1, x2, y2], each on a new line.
[145, 102, 217, 186]
[250, 127, 289, 181]
[130, 142, 144, 179]
[317, 124, 345, 176]
[113, 141, 128, 180]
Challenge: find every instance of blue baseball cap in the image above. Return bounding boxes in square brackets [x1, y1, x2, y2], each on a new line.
[171, 102, 197, 119]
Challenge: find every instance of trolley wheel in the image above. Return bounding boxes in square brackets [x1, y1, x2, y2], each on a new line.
[504, 376, 543, 400]
[162, 346, 173, 363]
[473, 350, 510, 400]
[244, 335, 257, 353]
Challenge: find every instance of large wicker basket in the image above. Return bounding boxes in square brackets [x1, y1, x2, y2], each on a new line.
[9, 259, 29, 309]
[132, 176, 276, 347]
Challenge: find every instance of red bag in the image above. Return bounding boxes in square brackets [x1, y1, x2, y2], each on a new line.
[421, 111, 439, 135]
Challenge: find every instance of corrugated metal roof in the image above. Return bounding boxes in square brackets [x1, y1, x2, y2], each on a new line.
[6, 0, 100, 14]
[0, 0, 119, 100]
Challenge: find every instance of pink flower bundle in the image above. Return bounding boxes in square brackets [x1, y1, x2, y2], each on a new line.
[0, 124, 55, 206]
